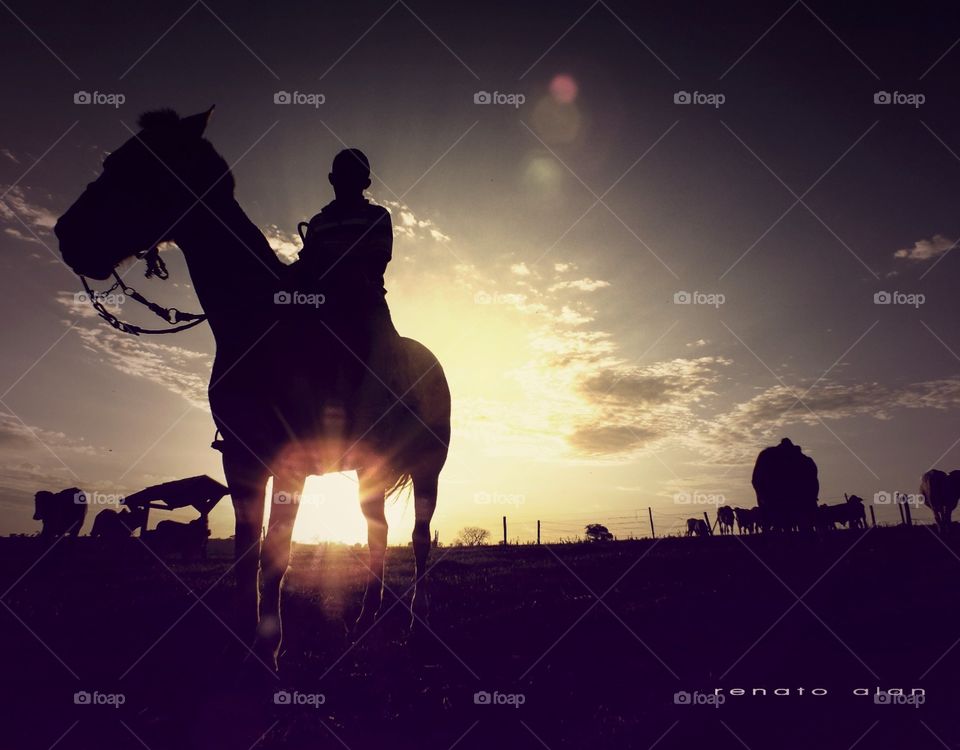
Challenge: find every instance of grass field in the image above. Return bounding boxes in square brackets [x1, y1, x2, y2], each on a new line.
[1, 527, 958, 749]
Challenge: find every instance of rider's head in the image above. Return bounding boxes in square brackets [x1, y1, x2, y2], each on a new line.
[329, 149, 371, 199]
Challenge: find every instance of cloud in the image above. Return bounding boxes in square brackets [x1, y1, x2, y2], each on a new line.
[381, 200, 450, 243]
[894, 234, 955, 262]
[263, 224, 300, 265]
[0, 185, 58, 234]
[690, 377, 960, 465]
[510, 262, 531, 276]
[57, 292, 211, 410]
[548, 278, 610, 292]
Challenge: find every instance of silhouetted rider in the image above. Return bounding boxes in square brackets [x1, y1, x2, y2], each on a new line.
[286, 149, 398, 445]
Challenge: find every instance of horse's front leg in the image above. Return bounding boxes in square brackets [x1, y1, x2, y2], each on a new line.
[223, 451, 268, 647]
[410, 471, 438, 631]
[257, 470, 305, 671]
[354, 470, 386, 635]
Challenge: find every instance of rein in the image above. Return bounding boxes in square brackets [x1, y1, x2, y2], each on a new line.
[79, 247, 207, 336]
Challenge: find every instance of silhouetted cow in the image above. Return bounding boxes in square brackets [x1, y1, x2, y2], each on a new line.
[816, 495, 868, 531]
[148, 518, 209, 559]
[717, 506, 735, 535]
[91, 507, 148, 540]
[920, 469, 960, 535]
[33, 488, 86, 539]
[748, 506, 765, 533]
[733, 507, 754, 534]
[686, 518, 709, 537]
[752, 438, 819, 532]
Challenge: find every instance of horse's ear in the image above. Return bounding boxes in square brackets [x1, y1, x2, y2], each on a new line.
[181, 106, 214, 139]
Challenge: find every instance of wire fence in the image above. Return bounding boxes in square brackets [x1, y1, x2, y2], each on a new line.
[476, 497, 931, 545]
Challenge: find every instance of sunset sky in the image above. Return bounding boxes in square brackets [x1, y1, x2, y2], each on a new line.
[2, 0, 960, 543]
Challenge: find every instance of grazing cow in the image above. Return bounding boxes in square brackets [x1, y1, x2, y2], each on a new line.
[733, 507, 755, 534]
[148, 518, 210, 559]
[33, 488, 86, 539]
[748, 506, 765, 533]
[717, 506, 735, 535]
[817, 495, 869, 531]
[845, 494, 867, 529]
[91, 506, 148, 540]
[686, 518, 710, 537]
[816, 503, 844, 531]
[751, 438, 819, 532]
[920, 469, 960, 535]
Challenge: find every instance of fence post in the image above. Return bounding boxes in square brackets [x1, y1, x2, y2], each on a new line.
[869, 505, 877, 528]
[537, 520, 541, 545]
[897, 496, 906, 525]
[648, 507, 655, 539]
[904, 498, 913, 526]
[503, 515, 507, 546]
[703, 511, 713, 535]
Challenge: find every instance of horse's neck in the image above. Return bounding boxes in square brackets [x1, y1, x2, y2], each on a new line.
[173, 196, 284, 351]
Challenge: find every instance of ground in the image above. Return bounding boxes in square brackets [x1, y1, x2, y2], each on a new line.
[1, 527, 957, 749]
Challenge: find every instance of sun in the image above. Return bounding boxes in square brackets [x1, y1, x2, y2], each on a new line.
[285, 472, 369, 545]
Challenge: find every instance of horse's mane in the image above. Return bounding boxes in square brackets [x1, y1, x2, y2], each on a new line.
[136, 109, 236, 196]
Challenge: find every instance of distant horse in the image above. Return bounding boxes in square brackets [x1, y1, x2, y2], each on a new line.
[920, 470, 960, 535]
[91, 506, 149, 540]
[33, 488, 86, 539]
[56, 109, 450, 670]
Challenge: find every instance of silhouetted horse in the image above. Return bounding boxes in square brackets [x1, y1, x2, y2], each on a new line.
[33, 488, 86, 539]
[920, 469, 960, 535]
[55, 109, 451, 670]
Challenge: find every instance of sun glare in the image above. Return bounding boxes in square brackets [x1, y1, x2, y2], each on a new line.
[279, 472, 368, 545]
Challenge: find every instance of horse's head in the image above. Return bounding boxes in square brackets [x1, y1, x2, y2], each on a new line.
[55, 107, 228, 279]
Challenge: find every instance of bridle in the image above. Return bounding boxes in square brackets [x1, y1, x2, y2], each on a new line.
[79, 246, 207, 336]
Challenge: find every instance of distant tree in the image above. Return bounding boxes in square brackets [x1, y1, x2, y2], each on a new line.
[455, 526, 491, 546]
[584, 523, 614, 543]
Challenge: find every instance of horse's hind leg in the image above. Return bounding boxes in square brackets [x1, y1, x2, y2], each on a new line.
[410, 471, 438, 630]
[257, 470, 304, 671]
[354, 470, 387, 635]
